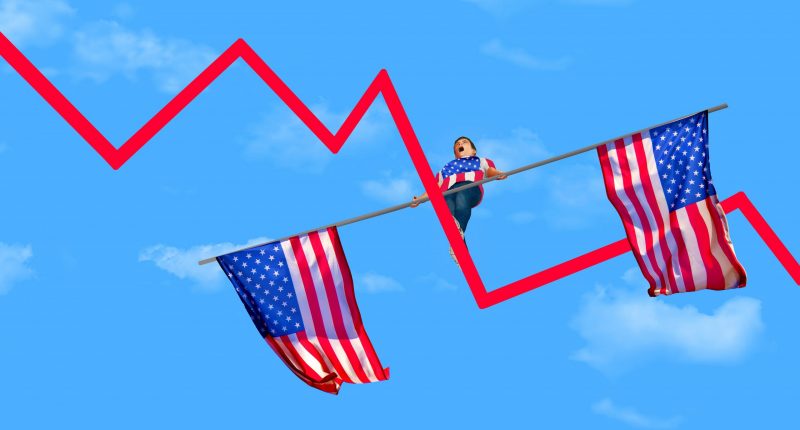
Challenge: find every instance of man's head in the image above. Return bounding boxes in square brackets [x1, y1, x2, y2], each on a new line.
[453, 136, 477, 158]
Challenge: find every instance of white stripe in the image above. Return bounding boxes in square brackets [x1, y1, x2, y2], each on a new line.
[606, 140, 661, 288]
[624, 134, 667, 293]
[281, 240, 341, 375]
[317, 231, 379, 381]
[675, 208, 708, 290]
[287, 334, 328, 378]
[298, 235, 363, 383]
[271, 337, 308, 375]
[281, 239, 317, 337]
[464, 171, 475, 182]
[696, 201, 739, 289]
[640, 131, 685, 294]
[318, 230, 357, 338]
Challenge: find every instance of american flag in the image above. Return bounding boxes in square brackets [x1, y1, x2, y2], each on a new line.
[216, 227, 389, 394]
[597, 111, 746, 296]
[435, 156, 495, 202]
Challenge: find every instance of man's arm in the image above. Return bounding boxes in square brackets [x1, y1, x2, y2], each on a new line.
[487, 166, 507, 179]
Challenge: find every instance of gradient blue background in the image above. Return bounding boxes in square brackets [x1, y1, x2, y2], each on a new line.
[1, 1, 797, 428]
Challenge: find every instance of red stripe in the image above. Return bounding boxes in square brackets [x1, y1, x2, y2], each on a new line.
[613, 139, 666, 293]
[295, 331, 334, 376]
[704, 198, 747, 288]
[685, 203, 726, 290]
[631, 133, 677, 294]
[632, 133, 679, 295]
[267, 336, 328, 386]
[308, 231, 371, 383]
[328, 227, 388, 380]
[669, 211, 697, 292]
[288, 236, 353, 382]
[277, 336, 326, 381]
[597, 142, 658, 292]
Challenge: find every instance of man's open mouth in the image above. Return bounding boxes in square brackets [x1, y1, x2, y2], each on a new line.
[458, 147, 465, 153]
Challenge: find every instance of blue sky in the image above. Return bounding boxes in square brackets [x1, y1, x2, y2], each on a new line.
[1, 0, 798, 428]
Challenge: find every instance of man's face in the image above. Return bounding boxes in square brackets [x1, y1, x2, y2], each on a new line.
[454, 138, 476, 158]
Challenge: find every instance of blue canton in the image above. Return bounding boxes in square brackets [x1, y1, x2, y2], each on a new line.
[441, 156, 482, 176]
[649, 111, 715, 212]
[217, 242, 304, 337]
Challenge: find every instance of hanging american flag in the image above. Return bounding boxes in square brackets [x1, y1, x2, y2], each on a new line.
[216, 227, 389, 394]
[597, 110, 746, 296]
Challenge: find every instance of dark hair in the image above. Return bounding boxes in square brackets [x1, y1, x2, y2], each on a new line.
[454, 136, 476, 151]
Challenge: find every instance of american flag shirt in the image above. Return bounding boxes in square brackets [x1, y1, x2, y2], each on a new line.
[597, 111, 746, 296]
[435, 156, 496, 205]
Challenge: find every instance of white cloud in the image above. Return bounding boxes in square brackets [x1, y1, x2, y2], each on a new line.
[112, 3, 135, 19]
[417, 273, 458, 291]
[541, 163, 608, 229]
[472, 127, 550, 191]
[592, 398, 681, 429]
[508, 210, 537, 224]
[0, 0, 74, 47]
[481, 39, 571, 71]
[356, 272, 403, 294]
[572, 285, 764, 373]
[0, 242, 33, 294]
[361, 172, 415, 204]
[139, 237, 269, 291]
[72, 20, 216, 93]
[462, 0, 530, 17]
[244, 103, 389, 173]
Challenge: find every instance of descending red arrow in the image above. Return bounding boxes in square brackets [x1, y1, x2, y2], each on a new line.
[1, 33, 797, 308]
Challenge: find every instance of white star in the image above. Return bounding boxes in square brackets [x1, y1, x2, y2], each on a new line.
[246, 253, 251, 259]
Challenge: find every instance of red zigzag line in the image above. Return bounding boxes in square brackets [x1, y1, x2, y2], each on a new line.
[2, 34, 798, 308]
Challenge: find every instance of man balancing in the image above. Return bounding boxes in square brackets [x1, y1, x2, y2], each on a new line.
[411, 136, 507, 264]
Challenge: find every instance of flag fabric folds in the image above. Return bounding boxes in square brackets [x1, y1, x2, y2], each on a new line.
[597, 110, 746, 296]
[217, 227, 389, 394]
